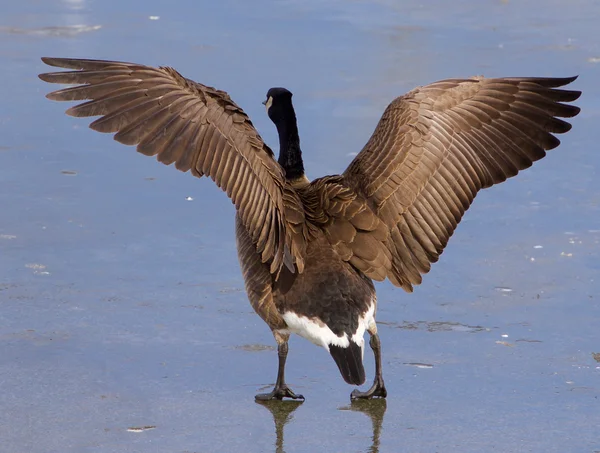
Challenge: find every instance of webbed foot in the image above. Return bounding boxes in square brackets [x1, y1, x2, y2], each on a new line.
[255, 384, 305, 401]
[350, 377, 387, 400]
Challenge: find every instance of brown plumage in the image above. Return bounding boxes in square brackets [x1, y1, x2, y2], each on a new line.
[39, 57, 581, 401]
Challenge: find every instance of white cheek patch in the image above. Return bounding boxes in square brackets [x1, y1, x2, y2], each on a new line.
[265, 96, 273, 112]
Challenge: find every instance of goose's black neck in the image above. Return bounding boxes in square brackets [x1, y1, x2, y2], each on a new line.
[275, 109, 305, 181]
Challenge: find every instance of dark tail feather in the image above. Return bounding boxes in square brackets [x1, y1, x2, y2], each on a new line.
[329, 341, 365, 385]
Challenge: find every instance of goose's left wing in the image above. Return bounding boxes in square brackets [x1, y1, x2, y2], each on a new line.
[39, 57, 306, 276]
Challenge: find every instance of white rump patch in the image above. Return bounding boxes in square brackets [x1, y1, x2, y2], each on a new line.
[281, 299, 376, 355]
[282, 312, 349, 350]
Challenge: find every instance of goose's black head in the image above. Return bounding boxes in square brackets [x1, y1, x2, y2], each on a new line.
[263, 87, 295, 125]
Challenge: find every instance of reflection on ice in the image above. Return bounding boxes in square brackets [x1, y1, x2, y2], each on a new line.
[338, 399, 387, 453]
[256, 400, 303, 453]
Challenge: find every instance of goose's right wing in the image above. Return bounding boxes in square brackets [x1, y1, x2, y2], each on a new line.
[39, 57, 306, 276]
[340, 76, 581, 291]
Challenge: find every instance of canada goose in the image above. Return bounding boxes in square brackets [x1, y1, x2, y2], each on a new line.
[39, 57, 581, 401]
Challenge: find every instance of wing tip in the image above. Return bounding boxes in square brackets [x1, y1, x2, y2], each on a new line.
[40, 56, 70, 68]
[558, 74, 579, 85]
[567, 88, 582, 103]
[64, 106, 80, 117]
[569, 105, 582, 116]
[40, 56, 130, 72]
[39, 57, 81, 83]
[44, 90, 65, 101]
[524, 75, 579, 88]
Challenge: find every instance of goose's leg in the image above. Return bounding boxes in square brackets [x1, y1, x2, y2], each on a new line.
[256, 332, 304, 401]
[351, 325, 387, 400]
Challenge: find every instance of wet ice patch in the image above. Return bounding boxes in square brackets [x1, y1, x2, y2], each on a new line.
[404, 362, 434, 369]
[219, 286, 243, 293]
[0, 25, 101, 37]
[495, 287, 513, 293]
[380, 320, 489, 333]
[25, 263, 50, 275]
[127, 426, 156, 433]
[235, 344, 275, 352]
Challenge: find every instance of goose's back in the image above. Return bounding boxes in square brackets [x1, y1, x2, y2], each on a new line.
[237, 210, 375, 335]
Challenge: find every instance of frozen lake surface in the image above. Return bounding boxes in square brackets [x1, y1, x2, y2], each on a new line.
[1, 1, 599, 452]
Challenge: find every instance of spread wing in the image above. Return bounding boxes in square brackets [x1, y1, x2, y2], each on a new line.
[335, 76, 580, 291]
[39, 57, 306, 276]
